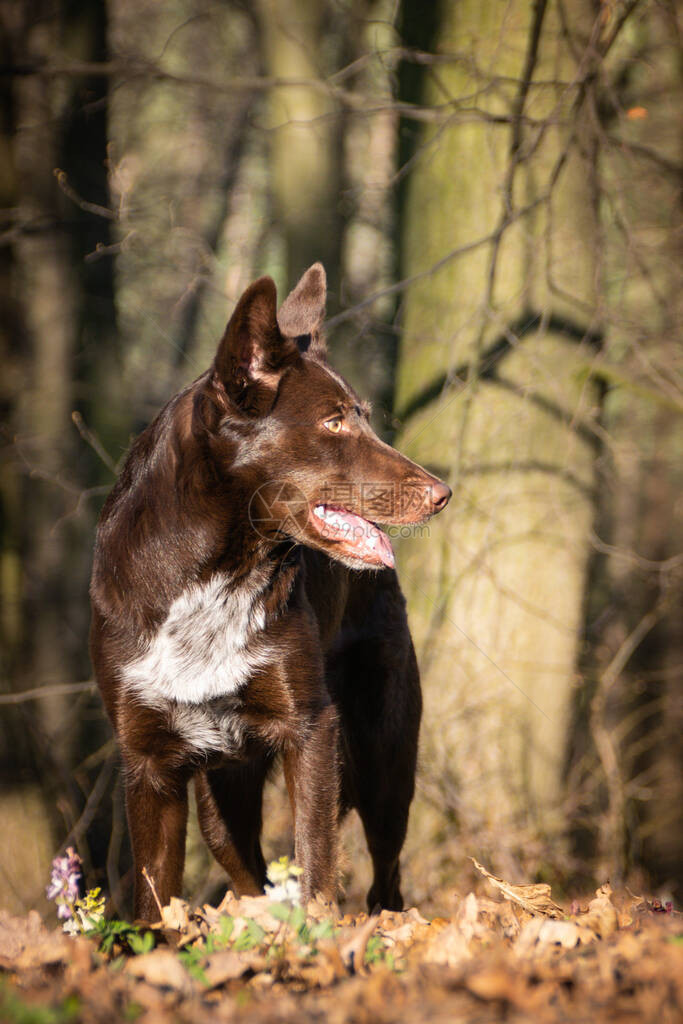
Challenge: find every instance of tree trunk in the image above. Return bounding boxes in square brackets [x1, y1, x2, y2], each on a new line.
[12, 5, 80, 769]
[0, 0, 116, 912]
[334, 1, 398, 413]
[396, 0, 602, 866]
[258, 0, 342, 303]
[581, 0, 683, 892]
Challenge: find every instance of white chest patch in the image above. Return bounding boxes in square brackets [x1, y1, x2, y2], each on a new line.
[122, 570, 273, 706]
[167, 702, 248, 755]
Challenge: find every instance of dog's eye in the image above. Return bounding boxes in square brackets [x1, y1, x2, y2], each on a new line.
[324, 416, 343, 434]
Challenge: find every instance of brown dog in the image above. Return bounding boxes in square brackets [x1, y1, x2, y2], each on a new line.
[90, 263, 450, 920]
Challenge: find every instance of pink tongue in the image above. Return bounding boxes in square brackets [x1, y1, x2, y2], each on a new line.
[315, 507, 395, 568]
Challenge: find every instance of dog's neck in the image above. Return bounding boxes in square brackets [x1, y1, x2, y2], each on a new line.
[92, 389, 303, 631]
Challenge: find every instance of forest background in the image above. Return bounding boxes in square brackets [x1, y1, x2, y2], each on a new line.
[0, 0, 681, 921]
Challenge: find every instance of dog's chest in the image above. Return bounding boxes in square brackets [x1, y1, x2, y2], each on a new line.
[122, 570, 273, 707]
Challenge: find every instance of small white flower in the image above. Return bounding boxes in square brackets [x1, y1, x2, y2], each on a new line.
[265, 857, 303, 904]
[265, 877, 302, 903]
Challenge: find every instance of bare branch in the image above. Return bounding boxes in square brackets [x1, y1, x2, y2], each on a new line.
[71, 412, 118, 474]
[0, 681, 96, 705]
[54, 169, 116, 220]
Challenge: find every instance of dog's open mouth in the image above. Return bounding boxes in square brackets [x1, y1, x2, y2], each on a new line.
[310, 505, 395, 569]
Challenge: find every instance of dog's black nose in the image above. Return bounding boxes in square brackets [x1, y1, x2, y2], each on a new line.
[431, 481, 451, 511]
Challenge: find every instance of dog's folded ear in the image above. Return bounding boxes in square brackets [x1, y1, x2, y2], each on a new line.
[277, 263, 327, 358]
[212, 277, 299, 415]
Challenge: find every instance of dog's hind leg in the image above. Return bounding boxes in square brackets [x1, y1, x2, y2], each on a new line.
[332, 581, 422, 912]
[195, 759, 270, 896]
[359, 661, 421, 912]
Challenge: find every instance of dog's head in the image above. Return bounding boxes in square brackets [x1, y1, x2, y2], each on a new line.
[197, 264, 450, 571]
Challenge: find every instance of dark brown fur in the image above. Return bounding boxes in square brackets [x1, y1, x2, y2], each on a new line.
[90, 264, 450, 920]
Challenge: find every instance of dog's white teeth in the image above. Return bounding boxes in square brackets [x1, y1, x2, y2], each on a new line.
[313, 505, 344, 528]
[326, 512, 346, 530]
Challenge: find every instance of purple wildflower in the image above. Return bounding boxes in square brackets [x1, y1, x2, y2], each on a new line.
[46, 847, 82, 920]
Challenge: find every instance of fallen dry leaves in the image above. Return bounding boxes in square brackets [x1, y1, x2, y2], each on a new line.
[1, 870, 681, 1024]
[471, 857, 564, 917]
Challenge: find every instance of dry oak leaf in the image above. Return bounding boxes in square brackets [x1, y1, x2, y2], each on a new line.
[449, 959, 530, 1007]
[466, 966, 527, 1004]
[203, 950, 259, 989]
[63, 935, 97, 982]
[284, 941, 347, 988]
[160, 897, 191, 932]
[0, 910, 45, 964]
[476, 895, 522, 939]
[515, 916, 596, 955]
[574, 883, 619, 938]
[339, 914, 379, 975]
[197, 901, 222, 923]
[456, 891, 489, 942]
[315, 939, 348, 982]
[125, 949, 194, 996]
[153, 896, 202, 948]
[215, 889, 238, 915]
[404, 907, 429, 925]
[224, 894, 283, 933]
[471, 858, 563, 918]
[306, 892, 340, 921]
[0, 910, 71, 970]
[423, 923, 472, 967]
[379, 906, 430, 945]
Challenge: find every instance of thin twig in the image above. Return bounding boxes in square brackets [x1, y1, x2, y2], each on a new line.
[142, 867, 165, 918]
[54, 169, 116, 220]
[0, 681, 96, 704]
[599, 0, 645, 57]
[71, 411, 118, 474]
[590, 602, 664, 880]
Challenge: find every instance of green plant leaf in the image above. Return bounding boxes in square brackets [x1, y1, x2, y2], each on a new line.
[128, 931, 155, 955]
[218, 915, 234, 944]
[234, 919, 265, 951]
[268, 902, 293, 923]
[309, 919, 335, 942]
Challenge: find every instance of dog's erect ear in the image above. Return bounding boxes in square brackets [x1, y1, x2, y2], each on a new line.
[277, 262, 327, 357]
[212, 277, 298, 414]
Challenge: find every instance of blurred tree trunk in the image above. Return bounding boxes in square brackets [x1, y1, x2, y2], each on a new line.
[0, 0, 114, 911]
[396, 0, 603, 868]
[12, 3, 79, 772]
[0, 6, 51, 916]
[108, 0, 261, 413]
[0, 2, 24, 699]
[576, 0, 683, 894]
[258, 0, 342, 305]
[334, 0, 398, 415]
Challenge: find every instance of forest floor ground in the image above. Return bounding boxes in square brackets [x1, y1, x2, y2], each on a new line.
[1, 858, 681, 1024]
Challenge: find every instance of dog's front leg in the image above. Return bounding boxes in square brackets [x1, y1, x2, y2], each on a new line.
[124, 760, 189, 922]
[283, 702, 340, 903]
